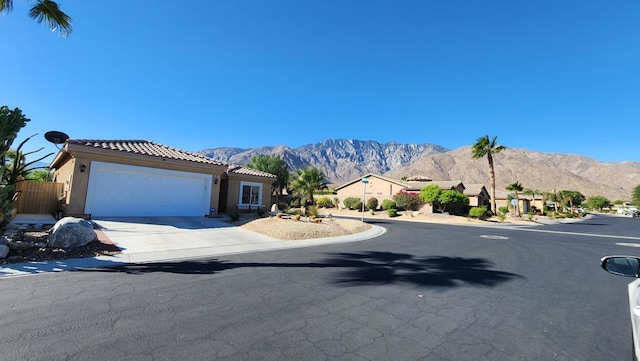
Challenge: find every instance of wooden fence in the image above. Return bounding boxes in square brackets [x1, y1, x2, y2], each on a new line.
[15, 181, 64, 214]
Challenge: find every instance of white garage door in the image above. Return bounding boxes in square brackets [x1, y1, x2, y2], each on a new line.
[85, 162, 212, 217]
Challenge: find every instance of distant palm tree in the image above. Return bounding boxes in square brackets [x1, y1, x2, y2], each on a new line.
[472, 135, 506, 214]
[290, 167, 326, 206]
[0, 0, 72, 36]
[506, 181, 524, 216]
[523, 188, 538, 213]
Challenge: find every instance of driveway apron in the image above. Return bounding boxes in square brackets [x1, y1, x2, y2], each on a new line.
[92, 217, 281, 263]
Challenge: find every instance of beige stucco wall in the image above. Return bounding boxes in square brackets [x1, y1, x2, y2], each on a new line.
[52, 146, 226, 218]
[336, 176, 405, 207]
[225, 174, 273, 212]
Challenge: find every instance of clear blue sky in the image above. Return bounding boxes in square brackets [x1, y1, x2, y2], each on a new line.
[2, 0, 639, 163]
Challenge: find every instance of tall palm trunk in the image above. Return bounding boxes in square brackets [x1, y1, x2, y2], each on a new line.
[488, 153, 497, 214]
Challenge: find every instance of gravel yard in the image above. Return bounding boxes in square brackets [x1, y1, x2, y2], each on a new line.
[241, 217, 371, 240]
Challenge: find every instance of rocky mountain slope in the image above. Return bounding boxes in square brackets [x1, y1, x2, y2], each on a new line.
[199, 139, 640, 201]
[198, 139, 448, 183]
[385, 147, 640, 201]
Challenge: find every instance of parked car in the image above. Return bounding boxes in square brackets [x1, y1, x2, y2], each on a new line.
[601, 256, 640, 360]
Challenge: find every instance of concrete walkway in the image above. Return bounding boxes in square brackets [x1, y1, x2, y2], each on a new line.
[0, 216, 386, 278]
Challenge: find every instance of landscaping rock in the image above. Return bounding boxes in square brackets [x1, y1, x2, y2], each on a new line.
[48, 217, 97, 249]
[0, 234, 10, 246]
[0, 243, 9, 259]
[9, 241, 30, 252]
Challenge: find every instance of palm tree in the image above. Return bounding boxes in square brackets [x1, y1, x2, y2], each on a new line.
[523, 188, 539, 214]
[290, 167, 326, 206]
[0, 0, 72, 36]
[506, 181, 523, 216]
[472, 135, 506, 214]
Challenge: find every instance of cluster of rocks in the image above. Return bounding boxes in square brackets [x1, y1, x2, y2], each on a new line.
[0, 217, 98, 263]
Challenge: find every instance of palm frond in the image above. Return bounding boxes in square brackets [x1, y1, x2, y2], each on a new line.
[29, 0, 72, 36]
[0, 0, 14, 13]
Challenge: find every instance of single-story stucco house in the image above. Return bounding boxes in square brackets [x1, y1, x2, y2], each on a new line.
[464, 184, 491, 208]
[335, 173, 475, 213]
[49, 139, 276, 218]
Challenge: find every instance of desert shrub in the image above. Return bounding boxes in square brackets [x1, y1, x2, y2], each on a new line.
[290, 198, 301, 208]
[316, 196, 334, 208]
[369, 209, 375, 215]
[343, 197, 363, 210]
[527, 211, 535, 221]
[312, 217, 322, 223]
[306, 205, 318, 217]
[278, 202, 289, 211]
[497, 213, 506, 222]
[381, 199, 396, 210]
[289, 209, 304, 216]
[387, 208, 398, 217]
[498, 206, 509, 215]
[294, 214, 301, 221]
[228, 207, 240, 221]
[469, 206, 490, 220]
[392, 191, 425, 211]
[366, 197, 379, 211]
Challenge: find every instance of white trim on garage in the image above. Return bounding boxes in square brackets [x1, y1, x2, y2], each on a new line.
[85, 161, 213, 217]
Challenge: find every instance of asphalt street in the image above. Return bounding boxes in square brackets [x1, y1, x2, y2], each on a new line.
[1, 214, 638, 361]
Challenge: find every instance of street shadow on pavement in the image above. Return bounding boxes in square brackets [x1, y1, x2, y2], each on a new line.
[78, 251, 521, 289]
[324, 252, 521, 287]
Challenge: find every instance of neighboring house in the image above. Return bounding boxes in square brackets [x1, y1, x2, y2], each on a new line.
[464, 184, 491, 208]
[334, 173, 409, 207]
[494, 190, 532, 214]
[335, 173, 473, 214]
[49, 139, 276, 218]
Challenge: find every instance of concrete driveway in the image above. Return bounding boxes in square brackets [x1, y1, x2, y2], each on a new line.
[93, 216, 385, 263]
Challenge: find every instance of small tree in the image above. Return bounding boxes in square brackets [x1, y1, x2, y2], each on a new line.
[419, 184, 441, 205]
[290, 167, 326, 206]
[506, 181, 523, 216]
[437, 189, 469, 214]
[246, 155, 289, 203]
[586, 196, 611, 211]
[366, 197, 378, 211]
[633, 185, 640, 207]
[1, 106, 53, 221]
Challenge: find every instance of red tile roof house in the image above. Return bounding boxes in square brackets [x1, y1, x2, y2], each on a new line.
[49, 140, 276, 218]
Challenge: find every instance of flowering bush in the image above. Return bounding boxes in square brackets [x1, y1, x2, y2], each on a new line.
[392, 190, 425, 211]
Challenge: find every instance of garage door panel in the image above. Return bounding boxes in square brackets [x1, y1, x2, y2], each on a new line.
[85, 162, 212, 217]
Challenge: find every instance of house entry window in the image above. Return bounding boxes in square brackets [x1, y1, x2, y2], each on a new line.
[239, 181, 262, 207]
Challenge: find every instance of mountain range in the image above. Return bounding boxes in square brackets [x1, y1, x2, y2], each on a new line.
[198, 139, 640, 201]
[198, 139, 448, 185]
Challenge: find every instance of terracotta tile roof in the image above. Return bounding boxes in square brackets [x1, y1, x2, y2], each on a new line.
[67, 139, 228, 166]
[463, 184, 487, 196]
[405, 180, 464, 191]
[228, 164, 277, 178]
[335, 173, 407, 190]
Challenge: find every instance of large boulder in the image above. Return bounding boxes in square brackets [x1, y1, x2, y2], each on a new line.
[0, 243, 9, 259]
[48, 217, 97, 249]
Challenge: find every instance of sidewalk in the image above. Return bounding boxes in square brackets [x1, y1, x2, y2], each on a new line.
[0, 215, 386, 278]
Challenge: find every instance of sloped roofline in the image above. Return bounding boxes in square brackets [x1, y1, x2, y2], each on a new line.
[335, 173, 408, 190]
